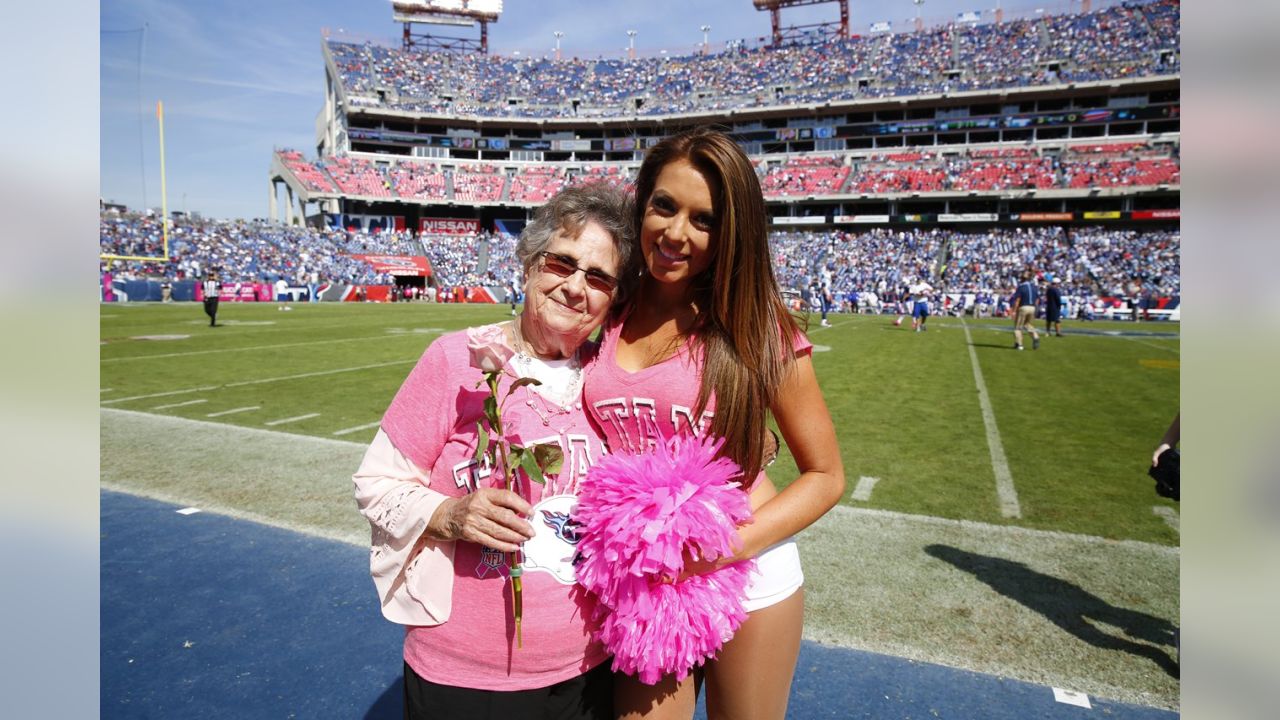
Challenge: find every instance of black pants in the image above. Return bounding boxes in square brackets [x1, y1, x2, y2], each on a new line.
[203, 297, 219, 326]
[403, 661, 612, 720]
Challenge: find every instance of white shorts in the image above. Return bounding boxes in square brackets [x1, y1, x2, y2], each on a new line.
[742, 538, 804, 613]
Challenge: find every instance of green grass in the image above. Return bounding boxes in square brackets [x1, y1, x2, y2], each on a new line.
[102, 302, 1180, 545]
[783, 313, 1180, 544]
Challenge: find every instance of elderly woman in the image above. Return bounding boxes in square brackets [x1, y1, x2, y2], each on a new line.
[354, 183, 636, 720]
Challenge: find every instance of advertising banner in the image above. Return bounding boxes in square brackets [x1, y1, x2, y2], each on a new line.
[217, 283, 272, 302]
[845, 215, 891, 224]
[869, 21, 892, 33]
[771, 216, 826, 225]
[1012, 212, 1074, 222]
[351, 255, 434, 277]
[328, 214, 405, 233]
[1131, 209, 1181, 220]
[1082, 211, 1122, 220]
[603, 138, 636, 152]
[556, 139, 592, 151]
[419, 218, 481, 235]
[938, 213, 998, 222]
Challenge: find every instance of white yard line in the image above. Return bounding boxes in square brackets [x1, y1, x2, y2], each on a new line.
[332, 421, 382, 436]
[102, 408, 365, 449]
[101, 388, 114, 393]
[961, 319, 1022, 519]
[806, 317, 856, 332]
[825, 504, 1178, 555]
[1119, 335, 1181, 355]
[1152, 506, 1180, 533]
[101, 333, 415, 363]
[101, 384, 221, 404]
[99, 359, 415, 405]
[206, 406, 261, 418]
[264, 413, 321, 427]
[851, 476, 880, 502]
[152, 399, 208, 411]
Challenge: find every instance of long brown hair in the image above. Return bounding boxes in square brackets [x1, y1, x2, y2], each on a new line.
[632, 126, 801, 483]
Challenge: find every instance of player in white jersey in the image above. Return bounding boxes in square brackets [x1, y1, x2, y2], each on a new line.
[910, 278, 934, 332]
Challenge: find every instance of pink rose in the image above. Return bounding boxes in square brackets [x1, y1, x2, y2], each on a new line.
[466, 324, 515, 373]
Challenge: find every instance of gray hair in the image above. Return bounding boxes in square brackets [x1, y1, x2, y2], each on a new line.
[515, 182, 638, 305]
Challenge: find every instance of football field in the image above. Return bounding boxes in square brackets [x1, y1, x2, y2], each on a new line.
[100, 301, 1180, 708]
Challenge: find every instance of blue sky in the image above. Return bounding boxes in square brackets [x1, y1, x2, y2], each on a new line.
[101, 0, 1100, 220]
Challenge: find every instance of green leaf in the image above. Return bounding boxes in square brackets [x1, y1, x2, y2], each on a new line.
[520, 450, 546, 485]
[510, 376, 543, 390]
[475, 421, 489, 463]
[530, 442, 564, 476]
[483, 396, 498, 426]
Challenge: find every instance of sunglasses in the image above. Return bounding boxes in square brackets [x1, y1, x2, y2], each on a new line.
[538, 251, 619, 294]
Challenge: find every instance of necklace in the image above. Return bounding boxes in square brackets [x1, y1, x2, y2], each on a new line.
[508, 320, 584, 426]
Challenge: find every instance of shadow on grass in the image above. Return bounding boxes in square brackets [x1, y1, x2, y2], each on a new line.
[364, 675, 402, 720]
[967, 342, 1019, 349]
[924, 545, 1179, 678]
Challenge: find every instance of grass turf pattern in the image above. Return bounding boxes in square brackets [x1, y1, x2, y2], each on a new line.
[101, 303, 1180, 545]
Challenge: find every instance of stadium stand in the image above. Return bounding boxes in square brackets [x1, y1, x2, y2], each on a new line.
[274, 140, 1180, 202]
[323, 0, 1179, 118]
[278, 150, 338, 193]
[100, 210, 420, 286]
[508, 166, 567, 204]
[114, 1, 1180, 323]
[387, 162, 448, 201]
[759, 156, 852, 197]
[567, 165, 634, 190]
[101, 209, 1178, 316]
[321, 156, 395, 198]
[451, 164, 506, 203]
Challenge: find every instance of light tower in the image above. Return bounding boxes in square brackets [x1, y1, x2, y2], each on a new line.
[700, 24, 711, 54]
[627, 30, 637, 61]
[913, 0, 925, 33]
[554, 30, 564, 61]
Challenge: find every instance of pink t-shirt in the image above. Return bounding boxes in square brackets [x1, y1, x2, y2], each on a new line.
[381, 327, 610, 691]
[582, 314, 812, 464]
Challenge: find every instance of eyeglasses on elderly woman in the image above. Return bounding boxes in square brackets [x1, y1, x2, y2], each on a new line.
[537, 251, 619, 294]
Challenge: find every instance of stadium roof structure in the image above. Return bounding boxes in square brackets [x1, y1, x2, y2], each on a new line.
[754, 0, 849, 47]
[393, 0, 503, 55]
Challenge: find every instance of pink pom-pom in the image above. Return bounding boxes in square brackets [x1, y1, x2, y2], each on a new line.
[575, 434, 756, 685]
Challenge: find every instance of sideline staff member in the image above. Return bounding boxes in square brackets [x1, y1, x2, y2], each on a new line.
[203, 271, 221, 327]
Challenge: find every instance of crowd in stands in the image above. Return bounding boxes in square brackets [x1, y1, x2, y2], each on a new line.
[772, 228, 946, 299]
[101, 209, 1177, 315]
[1061, 142, 1180, 187]
[775, 225, 1178, 316]
[759, 156, 851, 197]
[278, 140, 1179, 205]
[326, 0, 1178, 118]
[100, 211, 419, 286]
[939, 226, 1179, 305]
[418, 230, 521, 289]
